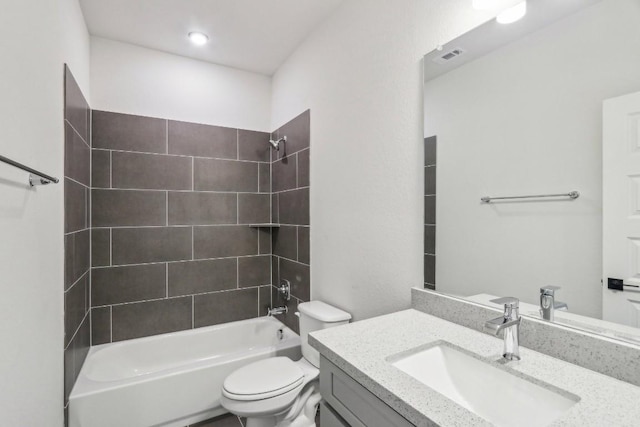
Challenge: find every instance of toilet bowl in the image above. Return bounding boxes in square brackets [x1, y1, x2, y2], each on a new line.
[220, 301, 351, 427]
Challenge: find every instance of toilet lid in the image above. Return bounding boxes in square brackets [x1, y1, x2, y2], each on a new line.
[223, 357, 304, 400]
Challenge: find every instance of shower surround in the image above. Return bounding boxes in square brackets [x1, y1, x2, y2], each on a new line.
[270, 111, 311, 333]
[88, 110, 311, 344]
[63, 65, 91, 409]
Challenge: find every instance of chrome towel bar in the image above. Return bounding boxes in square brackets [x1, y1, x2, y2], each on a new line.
[0, 154, 60, 186]
[481, 191, 579, 203]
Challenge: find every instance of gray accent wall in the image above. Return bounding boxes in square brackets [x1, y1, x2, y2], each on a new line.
[270, 111, 311, 334]
[90, 111, 275, 343]
[61, 71, 312, 423]
[63, 65, 91, 408]
[424, 136, 436, 290]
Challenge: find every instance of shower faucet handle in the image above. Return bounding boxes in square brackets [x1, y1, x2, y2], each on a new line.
[278, 279, 291, 301]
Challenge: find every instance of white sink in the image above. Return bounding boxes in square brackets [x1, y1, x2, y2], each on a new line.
[389, 343, 579, 427]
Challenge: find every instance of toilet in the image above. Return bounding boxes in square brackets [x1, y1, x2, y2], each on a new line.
[220, 301, 351, 427]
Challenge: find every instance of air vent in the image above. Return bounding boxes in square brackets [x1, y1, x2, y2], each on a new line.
[432, 48, 466, 64]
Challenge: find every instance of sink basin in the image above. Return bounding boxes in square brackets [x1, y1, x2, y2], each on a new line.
[389, 343, 578, 427]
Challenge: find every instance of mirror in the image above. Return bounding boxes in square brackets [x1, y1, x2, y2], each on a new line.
[422, 0, 640, 345]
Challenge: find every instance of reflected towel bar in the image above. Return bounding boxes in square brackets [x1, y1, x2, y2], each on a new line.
[0, 154, 60, 186]
[481, 191, 580, 203]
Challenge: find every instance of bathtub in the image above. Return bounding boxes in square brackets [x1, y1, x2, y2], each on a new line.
[69, 316, 301, 427]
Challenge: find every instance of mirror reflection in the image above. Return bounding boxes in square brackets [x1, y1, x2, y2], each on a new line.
[423, 0, 640, 344]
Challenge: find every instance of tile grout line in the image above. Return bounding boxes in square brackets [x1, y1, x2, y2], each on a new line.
[91, 147, 271, 164]
[269, 160, 273, 223]
[65, 309, 90, 350]
[92, 223, 307, 235]
[64, 227, 90, 237]
[92, 223, 296, 230]
[64, 118, 90, 149]
[89, 108, 93, 347]
[92, 253, 272, 270]
[90, 284, 270, 309]
[257, 282, 261, 316]
[65, 269, 90, 293]
[270, 146, 309, 165]
[91, 188, 272, 195]
[65, 175, 90, 189]
[273, 253, 310, 267]
[109, 306, 113, 343]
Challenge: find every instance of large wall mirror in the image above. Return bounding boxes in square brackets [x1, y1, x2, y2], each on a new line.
[423, 0, 640, 345]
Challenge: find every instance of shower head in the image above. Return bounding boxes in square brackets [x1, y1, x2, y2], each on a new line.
[268, 136, 287, 151]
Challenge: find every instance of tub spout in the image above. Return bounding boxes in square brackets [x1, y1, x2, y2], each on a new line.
[267, 306, 288, 316]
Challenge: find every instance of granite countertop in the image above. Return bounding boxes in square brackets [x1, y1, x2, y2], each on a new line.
[309, 309, 640, 427]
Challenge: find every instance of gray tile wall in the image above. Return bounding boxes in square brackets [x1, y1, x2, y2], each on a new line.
[424, 136, 437, 290]
[63, 65, 91, 410]
[270, 111, 311, 333]
[90, 110, 273, 343]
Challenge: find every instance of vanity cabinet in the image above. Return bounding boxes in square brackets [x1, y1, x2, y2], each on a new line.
[319, 356, 415, 427]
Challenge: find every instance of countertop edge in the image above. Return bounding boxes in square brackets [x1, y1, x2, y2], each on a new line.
[309, 308, 640, 427]
[310, 315, 445, 427]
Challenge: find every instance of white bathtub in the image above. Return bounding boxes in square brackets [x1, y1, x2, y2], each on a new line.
[69, 317, 301, 427]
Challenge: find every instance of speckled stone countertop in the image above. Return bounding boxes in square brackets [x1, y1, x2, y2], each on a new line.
[309, 309, 640, 427]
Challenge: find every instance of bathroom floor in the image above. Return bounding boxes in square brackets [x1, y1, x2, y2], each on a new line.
[188, 409, 320, 426]
[189, 413, 244, 427]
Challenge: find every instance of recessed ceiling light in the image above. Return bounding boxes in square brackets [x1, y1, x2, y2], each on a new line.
[188, 32, 209, 46]
[496, 1, 527, 24]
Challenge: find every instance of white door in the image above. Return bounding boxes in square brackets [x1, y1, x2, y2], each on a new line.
[603, 91, 640, 327]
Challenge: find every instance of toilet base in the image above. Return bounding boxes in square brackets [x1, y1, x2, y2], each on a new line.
[245, 385, 321, 427]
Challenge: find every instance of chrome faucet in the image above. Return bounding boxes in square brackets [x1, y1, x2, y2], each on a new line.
[484, 297, 521, 361]
[267, 306, 288, 316]
[539, 286, 568, 321]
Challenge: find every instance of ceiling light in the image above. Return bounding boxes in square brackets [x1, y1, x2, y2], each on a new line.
[496, 1, 527, 24]
[188, 32, 209, 46]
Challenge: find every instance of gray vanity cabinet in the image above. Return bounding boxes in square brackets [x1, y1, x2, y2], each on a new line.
[319, 356, 415, 427]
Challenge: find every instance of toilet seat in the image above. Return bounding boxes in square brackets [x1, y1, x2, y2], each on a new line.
[220, 358, 320, 419]
[222, 357, 305, 401]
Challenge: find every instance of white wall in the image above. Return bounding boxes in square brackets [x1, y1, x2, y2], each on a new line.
[62, 0, 91, 98]
[271, 0, 496, 321]
[424, 0, 640, 317]
[0, 0, 89, 425]
[90, 37, 272, 131]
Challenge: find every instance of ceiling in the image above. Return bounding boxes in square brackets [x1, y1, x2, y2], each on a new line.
[79, 0, 345, 76]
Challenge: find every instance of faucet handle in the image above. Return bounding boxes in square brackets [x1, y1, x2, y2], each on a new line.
[490, 296, 520, 309]
[540, 285, 561, 296]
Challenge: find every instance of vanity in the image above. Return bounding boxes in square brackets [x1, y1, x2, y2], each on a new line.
[311, 1, 640, 425]
[310, 293, 640, 426]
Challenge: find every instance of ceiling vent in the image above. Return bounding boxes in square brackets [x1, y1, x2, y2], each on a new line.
[432, 48, 466, 64]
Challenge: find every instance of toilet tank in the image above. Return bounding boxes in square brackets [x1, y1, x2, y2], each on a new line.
[298, 301, 351, 368]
